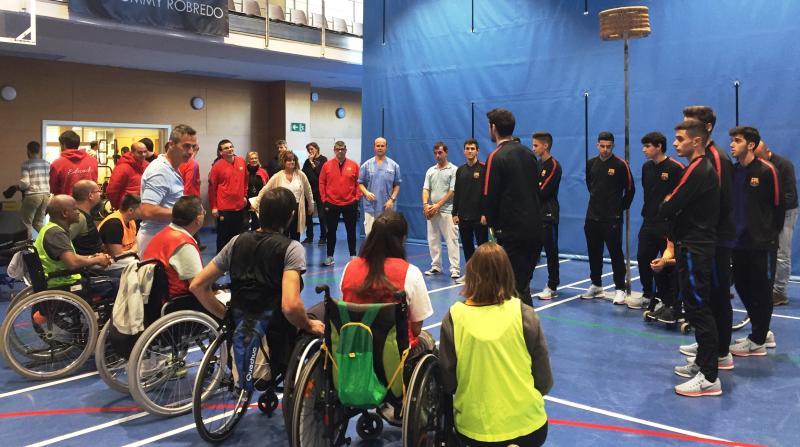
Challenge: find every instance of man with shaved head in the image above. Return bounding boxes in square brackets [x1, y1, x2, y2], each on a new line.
[359, 137, 402, 235]
[70, 179, 105, 256]
[107, 141, 149, 209]
[35, 195, 112, 289]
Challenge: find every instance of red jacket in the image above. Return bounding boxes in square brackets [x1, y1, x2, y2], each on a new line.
[179, 158, 201, 197]
[106, 153, 149, 209]
[208, 156, 247, 211]
[49, 149, 98, 195]
[319, 158, 361, 206]
[142, 225, 199, 299]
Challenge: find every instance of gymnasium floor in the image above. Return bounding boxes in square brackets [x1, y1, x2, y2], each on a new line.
[1, 227, 798, 447]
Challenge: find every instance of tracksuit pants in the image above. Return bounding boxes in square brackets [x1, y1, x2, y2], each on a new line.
[732, 249, 777, 345]
[677, 246, 718, 381]
[584, 220, 626, 290]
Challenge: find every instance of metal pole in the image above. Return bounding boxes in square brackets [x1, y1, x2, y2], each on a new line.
[734, 80, 740, 126]
[382, 0, 386, 45]
[624, 36, 631, 295]
[584, 91, 589, 167]
[471, 101, 475, 138]
[381, 107, 385, 137]
[264, 0, 269, 47]
[321, 0, 326, 56]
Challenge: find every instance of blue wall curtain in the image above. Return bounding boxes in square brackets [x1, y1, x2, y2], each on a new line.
[362, 0, 800, 274]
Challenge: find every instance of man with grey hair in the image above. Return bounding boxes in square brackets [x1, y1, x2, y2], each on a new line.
[137, 124, 198, 255]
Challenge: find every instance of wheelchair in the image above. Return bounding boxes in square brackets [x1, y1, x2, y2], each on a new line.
[93, 258, 219, 417]
[0, 243, 120, 380]
[289, 285, 450, 447]
[191, 297, 322, 443]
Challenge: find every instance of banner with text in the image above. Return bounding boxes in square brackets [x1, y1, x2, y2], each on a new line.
[69, 0, 229, 37]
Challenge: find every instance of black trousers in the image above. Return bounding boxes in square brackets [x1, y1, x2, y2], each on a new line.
[677, 246, 718, 381]
[305, 189, 327, 240]
[584, 220, 626, 290]
[710, 246, 733, 356]
[458, 219, 488, 263]
[216, 209, 246, 254]
[457, 421, 548, 447]
[287, 203, 301, 241]
[732, 249, 776, 345]
[637, 222, 678, 306]
[325, 202, 359, 257]
[532, 221, 560, 290]
[496, 233, 541, 306]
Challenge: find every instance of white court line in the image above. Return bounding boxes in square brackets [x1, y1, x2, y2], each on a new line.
[0, 371, 98, 399]
[26, 412, 149, 447]
[733, 308, 800, 321]
[544, 395, 730, 442]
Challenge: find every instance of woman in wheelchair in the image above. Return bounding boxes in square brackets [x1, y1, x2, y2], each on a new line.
[339, 210, 435, 422]
[439, 243, 553, 447]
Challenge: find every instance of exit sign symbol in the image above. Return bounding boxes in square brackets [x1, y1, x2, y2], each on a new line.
[291, 123, 306, 132]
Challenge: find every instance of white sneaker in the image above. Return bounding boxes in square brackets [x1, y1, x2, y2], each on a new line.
[450, 271, 461, 279]
[581, 284, 604, 300]
[679, 342, 698, 357]
[424, 268, 441, 276]
[686, 353, 735, 371]
[735, 330, 776, 349]
[454, 275, 466, 284]
[538, 287, 557, 300]
[612, 290, 626, 305]
[674, 372, 722, 397]
[729, 337, 767, 357]
[625, 293, 643, 309]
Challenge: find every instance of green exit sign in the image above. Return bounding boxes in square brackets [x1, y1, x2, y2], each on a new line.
[291, 122, 306, 132]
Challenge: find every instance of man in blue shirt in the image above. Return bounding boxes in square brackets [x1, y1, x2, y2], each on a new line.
[358, 137, 402, 235]
[137, 124, 198, 255]
[422, 142, 460, 279]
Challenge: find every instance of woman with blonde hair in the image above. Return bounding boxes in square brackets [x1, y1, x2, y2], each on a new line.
[256, 150, 314, 240]
[439, 242, 553, 447]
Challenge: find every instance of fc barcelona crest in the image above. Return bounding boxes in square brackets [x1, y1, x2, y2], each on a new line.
[661, 172, 669, 181]
[608, 168, 616, 176]
[750, 177, 759, 187]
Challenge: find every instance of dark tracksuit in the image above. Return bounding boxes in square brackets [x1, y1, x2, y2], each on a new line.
[302, 155, 328, 240]
[484, 140, 541, 305]
[732, 157, 783, 345]
[453, 161, 488, 262]
[706, 142, 735, 355]
[532, 156, 562, 291]
[659, 155, 720, 381]
[584, 155, 635, 290]
[638, 156, 684, 305]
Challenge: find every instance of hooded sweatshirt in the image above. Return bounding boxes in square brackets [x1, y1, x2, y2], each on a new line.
[49, 149, 98, 196]
[107, 152, 149, 209]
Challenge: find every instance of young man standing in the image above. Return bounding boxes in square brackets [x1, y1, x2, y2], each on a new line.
[208, 139, 247, 254]
[138, 124, 197, 255]
[659, 119, 722, 397]
[483, 108, 541, 304]
[634, 132, 684, 314]
[582, 132, 635, 304]
[754, 141, 797, 307]
[302, 142, 328, 245]
[18, 141, 50, 237]
[728, 127, 782, 357]
[50, 130, 98, 196]
[422, 142, 460, 279]
[359, 137, 401, 236]
[319, 141, 361, 266]
[452, 139, 487, 272]
[531, 132, 562, 300]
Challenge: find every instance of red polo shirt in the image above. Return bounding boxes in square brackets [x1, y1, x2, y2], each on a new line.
[208, 155, 247, 211]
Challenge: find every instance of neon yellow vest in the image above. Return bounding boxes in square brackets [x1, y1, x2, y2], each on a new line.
[450, 298, 547, 442]
[34, 222, 82, 287]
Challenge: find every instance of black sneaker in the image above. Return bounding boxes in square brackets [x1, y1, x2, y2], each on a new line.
[657, 306, 678, 324]
[318, 238, 327, 245]
[301, 237, 313, 244]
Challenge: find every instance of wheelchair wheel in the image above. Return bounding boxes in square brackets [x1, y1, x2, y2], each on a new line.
[0, 290, 97, 380]
[402, 354, 445, 447]
[192, 332, 251, 443]
[291, 350, 349, 447]
[128, 311, 218, 417]
[357, 411, 384, 441]
[8, 285, 34, 310]
[95, 322, 129, 393]
[282, 335, 322, 429]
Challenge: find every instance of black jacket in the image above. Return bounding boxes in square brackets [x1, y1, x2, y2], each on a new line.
[483, 140, 541, 239]
[706, 142, 735, 245]
[302, 155, 327, 195]
[641, 156, 684, 223]
[453, 161, 485, 221]
[732, 157, 783, 250]
[585, 155, 635, 222]
[658, 155, 719, 255]
[538, 157, 561, 224]
[766, 151, 798, 210]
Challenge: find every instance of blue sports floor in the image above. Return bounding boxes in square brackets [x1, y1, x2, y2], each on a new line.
[1, 226, 798, 447]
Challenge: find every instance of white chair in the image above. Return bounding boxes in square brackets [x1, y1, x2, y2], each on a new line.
[291, 10, 308, 26]
[353, 22, 363, 36]
[268, 4, 286, 21]
[311, 13, 330, 29]
[243, 0, 262, 17]
[332, 17, 349, 33]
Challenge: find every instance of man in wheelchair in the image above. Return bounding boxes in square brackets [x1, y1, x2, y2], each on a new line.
[190, 187, 325, 387]
[35, 194, 115, 298]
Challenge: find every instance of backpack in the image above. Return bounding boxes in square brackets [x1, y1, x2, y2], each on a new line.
[334, 302, 388, 407]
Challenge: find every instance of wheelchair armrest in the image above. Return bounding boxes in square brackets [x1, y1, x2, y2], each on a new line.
[113, 252, 139, 262]
[48, 269, 83, 278]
